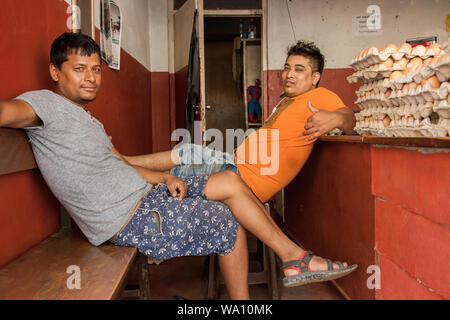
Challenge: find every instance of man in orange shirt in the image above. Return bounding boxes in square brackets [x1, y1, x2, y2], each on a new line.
[170, 40, 355, 203]
[126, 41, 357, 290]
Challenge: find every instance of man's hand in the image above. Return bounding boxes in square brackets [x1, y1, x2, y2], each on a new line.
[111, 146, 188, 201]
[163, 174, 188, 201]
[303, 101, 356, 141]
[303, 101, 341, 141]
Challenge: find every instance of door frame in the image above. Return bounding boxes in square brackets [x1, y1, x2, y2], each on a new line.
[170, 0, 267, 146]
[201, 0, 267, 145]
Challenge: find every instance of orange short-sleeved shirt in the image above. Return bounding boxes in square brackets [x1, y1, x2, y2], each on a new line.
[235, 87, 346, 202]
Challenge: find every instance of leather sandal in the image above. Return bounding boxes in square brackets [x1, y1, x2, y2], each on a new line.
[282, 251, 358, 287]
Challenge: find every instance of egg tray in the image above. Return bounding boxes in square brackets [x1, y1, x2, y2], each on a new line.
[356, 82, 449, 108]
[391, 56, 450, 85]
[356, 100, 449, 122]
[355, 117, 450, 138]
[348, 57, 450, 85]
[350, 46, 442, 71]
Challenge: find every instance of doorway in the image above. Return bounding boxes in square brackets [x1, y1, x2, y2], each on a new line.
[203, 16, 263, 150]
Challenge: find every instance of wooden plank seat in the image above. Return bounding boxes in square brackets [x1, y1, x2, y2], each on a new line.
[0, 128, 150, 300]
[0, 228, 148, 300]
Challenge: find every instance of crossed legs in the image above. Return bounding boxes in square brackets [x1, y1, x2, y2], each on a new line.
[205, 170, 349, 300]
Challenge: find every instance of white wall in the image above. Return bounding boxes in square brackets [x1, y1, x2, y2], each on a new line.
[148, 0, 169, 72]
[93, 0, 169, 72]
[268, 0, 450, 69]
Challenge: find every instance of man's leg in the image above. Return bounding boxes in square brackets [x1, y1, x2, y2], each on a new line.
[204, 171, 350, 277]
[217, 225, 250, 300]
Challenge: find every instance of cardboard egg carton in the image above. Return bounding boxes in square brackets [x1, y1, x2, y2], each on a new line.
[387, 80, 449, 105]
[390, 56, 449, 85]
[350, 43, 443, 71]
[385, 116, 441, 137]
[356, 79, 392, 94]
[433, 99, 450, 119]
[415, 117, 450, 137]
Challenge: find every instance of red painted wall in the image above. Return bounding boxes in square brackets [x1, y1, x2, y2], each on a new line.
[150, 72, 172, 152]
[90, 30, 153, 156]
[285, 141, 450, 300]
[284, 141, 375, 300]
[0, 0, 69, 268]
[0, 0, 166, 267]
[372, 147, 450, 299]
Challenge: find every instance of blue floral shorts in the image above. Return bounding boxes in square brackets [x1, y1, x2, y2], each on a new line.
[113, 175, 239, 260]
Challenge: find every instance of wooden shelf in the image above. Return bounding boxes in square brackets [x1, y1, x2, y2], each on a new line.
[318, 135, 450, 149]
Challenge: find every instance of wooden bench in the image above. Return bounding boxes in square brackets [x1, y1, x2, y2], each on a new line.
[0, 128, 149, 300]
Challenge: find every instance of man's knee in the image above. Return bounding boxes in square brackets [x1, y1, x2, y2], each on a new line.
[219, 170, 243, 186]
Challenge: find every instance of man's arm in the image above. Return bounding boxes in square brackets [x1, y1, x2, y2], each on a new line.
[123, 150, 179, 172]
[0, 99, 42, 128]
[111, 146, 187, 200]
[303, 102, 356, 141]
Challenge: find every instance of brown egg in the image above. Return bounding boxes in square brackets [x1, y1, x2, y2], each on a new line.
[398, 42, 412, 54]
[409, 82, 418, 90]
[361, 48, 369, 57]
[429, 43, 441, 55]
[421, 57, 433, 68]
[385, 89, 392, 98]
[382, 116, 391, 127]
[407, 57, 423, 72]
[367, 46, 378, 55]
[447, 94, 450, 105]
[407, 57, 423, 67]
[402, 83, 410, 93]
[382, 43, 399, 52]
[421, 76, 441, 89]
[390, 70, 403, 80]
[381, 57, 394, 69]
[394, 57, 408, 69]
[412, 44, 426, 55]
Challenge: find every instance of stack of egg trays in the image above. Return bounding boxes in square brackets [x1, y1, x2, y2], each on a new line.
[349, 45, 450, 138]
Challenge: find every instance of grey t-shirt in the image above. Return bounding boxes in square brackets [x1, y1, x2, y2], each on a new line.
[17, 90, 152, 246]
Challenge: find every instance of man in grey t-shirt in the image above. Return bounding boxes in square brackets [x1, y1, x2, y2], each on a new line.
[0, 33, 356, 299]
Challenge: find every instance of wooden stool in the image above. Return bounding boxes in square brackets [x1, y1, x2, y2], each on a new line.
[207, 203, 279, 299]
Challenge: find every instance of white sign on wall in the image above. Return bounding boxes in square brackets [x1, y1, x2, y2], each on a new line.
[352, 5, 383, 36]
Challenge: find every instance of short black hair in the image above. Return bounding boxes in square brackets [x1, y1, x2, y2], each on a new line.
[50, 32, 101, 69]
[287, 40, 325, 86]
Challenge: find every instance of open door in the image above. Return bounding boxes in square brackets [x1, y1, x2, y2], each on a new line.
[173, 0, 205, 145]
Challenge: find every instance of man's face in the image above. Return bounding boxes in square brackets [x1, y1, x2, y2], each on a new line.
[50, 50, 102, 107]
[281, 55, 320, 97]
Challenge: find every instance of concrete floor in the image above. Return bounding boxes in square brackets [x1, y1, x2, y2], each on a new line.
[139, 255, 344, 300]
[124, 232, 345, 301]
